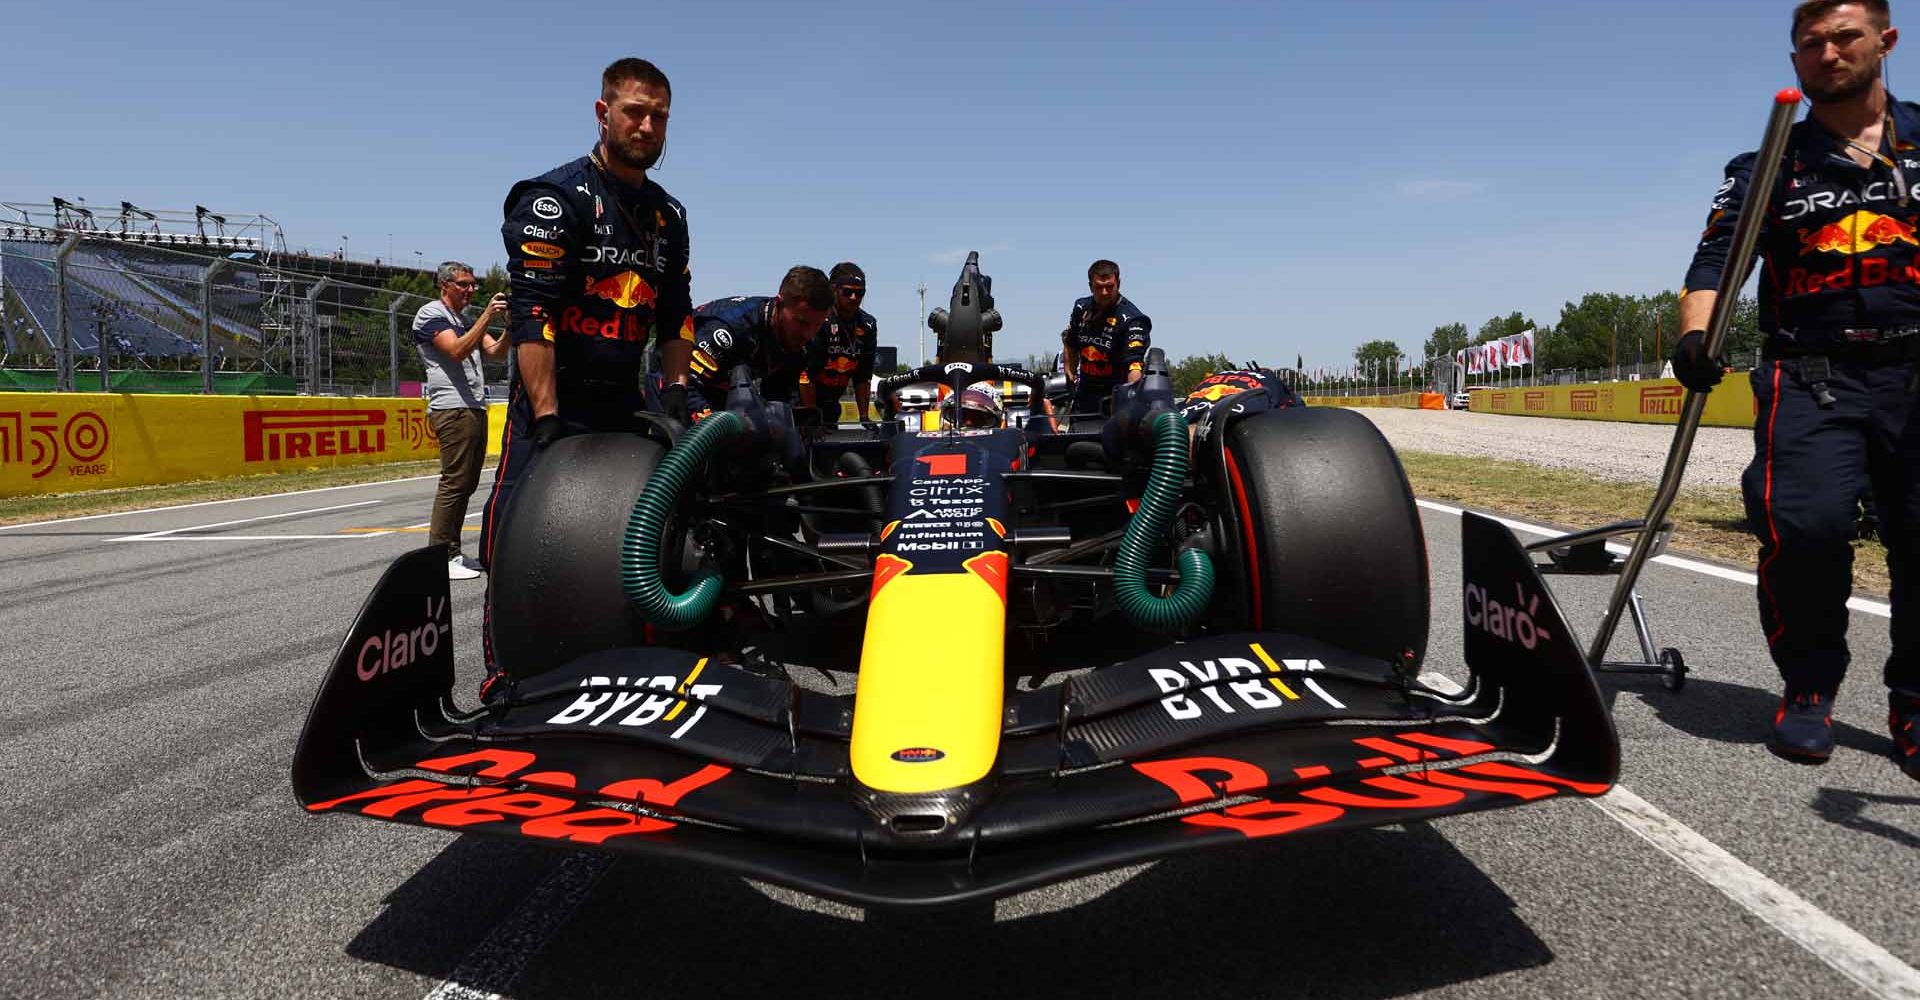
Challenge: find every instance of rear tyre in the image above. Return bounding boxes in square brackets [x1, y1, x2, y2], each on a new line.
[1221, 407, 1429, 667]
[488, 432, 664, 679]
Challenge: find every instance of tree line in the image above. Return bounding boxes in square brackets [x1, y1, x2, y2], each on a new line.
[1336, 291, 1762, 383]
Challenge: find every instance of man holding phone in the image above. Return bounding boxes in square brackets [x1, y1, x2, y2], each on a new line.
[414, 261, 507, 580]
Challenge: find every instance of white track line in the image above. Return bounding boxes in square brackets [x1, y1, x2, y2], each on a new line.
[1419, 498, 1920, 997]
[1594, 787, 1920, 1000]
[105, 499, 382, 542]
[1414, 499, 1892, 618]
[0, 473, 440, 531]
[423, 853, 611, 1000]
[115, 534, 393, 541]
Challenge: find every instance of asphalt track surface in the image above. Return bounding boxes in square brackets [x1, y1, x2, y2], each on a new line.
[2, 468, 1917, 999]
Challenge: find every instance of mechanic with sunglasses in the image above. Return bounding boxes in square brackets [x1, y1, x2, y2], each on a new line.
[803, 262, 880, 425]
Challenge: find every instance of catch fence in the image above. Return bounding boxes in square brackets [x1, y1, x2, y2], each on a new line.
[0, 234, 503, 396]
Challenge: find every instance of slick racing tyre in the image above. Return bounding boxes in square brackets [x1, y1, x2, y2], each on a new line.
[489, 432, 664, 679]
[1220, 407, 1429, 668]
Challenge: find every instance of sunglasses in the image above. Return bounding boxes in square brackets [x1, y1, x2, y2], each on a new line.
[838, 286, 865, 298]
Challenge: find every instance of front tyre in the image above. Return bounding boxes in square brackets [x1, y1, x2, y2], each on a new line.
[488, 432, 664, 679]
[1221, 407, 1429, 668]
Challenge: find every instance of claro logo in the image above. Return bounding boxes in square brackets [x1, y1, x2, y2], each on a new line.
[1463, 581, 1554, 650]
[357, 596, 450, 681]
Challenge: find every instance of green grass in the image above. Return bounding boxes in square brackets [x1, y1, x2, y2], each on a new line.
[1397, 449, 1891, 598]
[1, 460, 443, 527]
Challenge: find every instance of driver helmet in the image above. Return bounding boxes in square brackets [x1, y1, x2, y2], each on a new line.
[942, 383, 1003, 429]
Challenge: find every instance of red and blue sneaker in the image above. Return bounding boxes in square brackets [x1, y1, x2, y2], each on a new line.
[1769, 691, 1834, 763]
[1892, 694, 1920, 782]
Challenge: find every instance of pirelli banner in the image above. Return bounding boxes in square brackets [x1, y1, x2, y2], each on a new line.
[0, 394, 507, 499]
[1467, 378, 1757, 427]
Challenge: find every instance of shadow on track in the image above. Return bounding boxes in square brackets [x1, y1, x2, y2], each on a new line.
[1597, 675, 1894, 756]
[1811, 787, 1920, 850]
[347, 822, 1552, 999]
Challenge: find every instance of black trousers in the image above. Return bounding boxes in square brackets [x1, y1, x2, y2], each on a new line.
[1743, 356, 1920, 700]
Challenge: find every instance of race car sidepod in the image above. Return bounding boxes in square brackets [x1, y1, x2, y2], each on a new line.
[292, 512, 1618, 908]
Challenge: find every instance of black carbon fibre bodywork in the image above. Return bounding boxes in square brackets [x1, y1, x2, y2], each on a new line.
[293, 512, 1617, 908]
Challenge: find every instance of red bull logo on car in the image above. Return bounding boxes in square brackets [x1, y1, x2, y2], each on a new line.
[1797, 211, 1920, 255]
[582, 271, 657, 309]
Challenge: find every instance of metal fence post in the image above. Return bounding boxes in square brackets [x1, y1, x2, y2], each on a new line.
[52, 233, 79, 391]
[388, 296, 405, 396]
[304, 278, 332, 395]
[199, 258, 229, 393]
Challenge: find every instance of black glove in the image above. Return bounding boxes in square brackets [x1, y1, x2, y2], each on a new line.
[661, 382, 690, 424]
[1671, 330, 1725, 393]
[530, 414, 566, 449]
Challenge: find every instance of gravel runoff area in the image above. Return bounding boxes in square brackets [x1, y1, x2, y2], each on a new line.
[1350, 406, 1753, 490]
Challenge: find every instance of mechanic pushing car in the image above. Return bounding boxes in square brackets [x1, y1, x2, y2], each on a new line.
[1677, 0, 1920, 778]
[806, 262, 880, 424]
[1060, 259, 1151, 419]
[683, 266, 834, 416]
[478, 57, 692, 694]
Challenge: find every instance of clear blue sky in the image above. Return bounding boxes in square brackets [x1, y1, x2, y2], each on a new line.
[1, 1, 1822, 369]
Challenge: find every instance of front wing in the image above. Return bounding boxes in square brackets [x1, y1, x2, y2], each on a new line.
[293, 513, 1617, 908]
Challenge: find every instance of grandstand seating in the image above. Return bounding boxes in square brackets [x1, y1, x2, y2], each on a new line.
[1, 240, 264, 359]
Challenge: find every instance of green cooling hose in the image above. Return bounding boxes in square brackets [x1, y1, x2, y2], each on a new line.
[622, 411, 747, 630]
[1113, 410, 1215, 630]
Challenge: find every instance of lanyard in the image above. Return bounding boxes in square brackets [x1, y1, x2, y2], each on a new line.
[1842, 114, 1910, 207]
[586, 149, 662, 243]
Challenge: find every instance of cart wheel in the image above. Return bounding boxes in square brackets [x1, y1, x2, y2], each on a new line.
[1659, 648, 1688, 692]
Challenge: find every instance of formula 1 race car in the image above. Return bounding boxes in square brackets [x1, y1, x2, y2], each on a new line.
[293, 253, 1618, 908]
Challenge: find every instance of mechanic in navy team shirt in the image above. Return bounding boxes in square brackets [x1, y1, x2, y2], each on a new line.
[1060, 259, 1151, 419]
[483, 57, 693, 566]
[479, 56, 693, 700]
[684, 266, 834, 416]
[1677, 0, 1920, 779]
[805, 262, 879, 424]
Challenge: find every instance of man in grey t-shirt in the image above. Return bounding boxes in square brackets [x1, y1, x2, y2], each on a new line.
[414, 261, 508, 580]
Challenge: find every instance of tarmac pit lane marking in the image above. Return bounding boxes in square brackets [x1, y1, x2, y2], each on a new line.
[1594, 786, 1920, 1000]
[343, 512, 486, 534]
[1418, 499, 1920, 999]
[104, 499, 385, 542]
[423, 852, 612, 1000]
[0, 473, 441, 531]
[1412, 499, 1892, 619]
